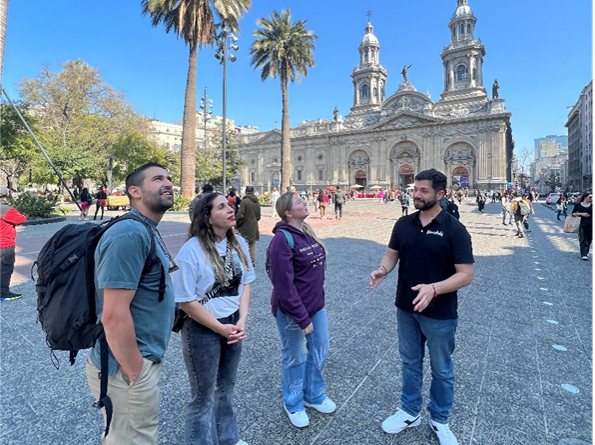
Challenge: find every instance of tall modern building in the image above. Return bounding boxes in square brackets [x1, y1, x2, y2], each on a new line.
[566, 81, 593, 191]
[239, 0, 513, 193]
[533, 135, 567, 159]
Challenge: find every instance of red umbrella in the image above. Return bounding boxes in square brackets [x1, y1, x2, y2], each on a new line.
[326, 185, 337, 191]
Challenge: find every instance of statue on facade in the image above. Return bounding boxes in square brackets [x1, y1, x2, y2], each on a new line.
[333, 107, 339, 122]
[492, 79, 500, 99]
[400, 64, 412, 82]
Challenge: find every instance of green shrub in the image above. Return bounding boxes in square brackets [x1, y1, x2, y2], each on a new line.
[55, 205, 71, 216]
[258, 194, 271, 206]
[171, 194, 190, 212]
[9, 194, 56, 219]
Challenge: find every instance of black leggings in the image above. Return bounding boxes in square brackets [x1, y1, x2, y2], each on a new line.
[94, 202, 104, 219]
[579, 225, 592, 257]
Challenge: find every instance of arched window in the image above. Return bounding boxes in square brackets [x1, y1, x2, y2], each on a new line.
[452, 27, 456, 38]
[460, 24, 464, 35]
[456, 64, 468, 80]
[361, 84, 369, 98]
[364, 48, 369, 63]
[381, 82, 385, 99]
[467, 24, 471, 35]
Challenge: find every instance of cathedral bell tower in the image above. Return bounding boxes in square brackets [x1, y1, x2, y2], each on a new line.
[350, 19, 388, 115]
[440, 0, 487, 101]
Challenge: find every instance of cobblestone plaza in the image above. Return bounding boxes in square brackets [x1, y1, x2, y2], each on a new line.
[1, 198, 592, 444]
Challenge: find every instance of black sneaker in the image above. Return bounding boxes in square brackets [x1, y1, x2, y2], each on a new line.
[0, 292, 22, 302]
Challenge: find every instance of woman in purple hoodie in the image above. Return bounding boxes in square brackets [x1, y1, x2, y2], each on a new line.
[268, 192, 336, 429]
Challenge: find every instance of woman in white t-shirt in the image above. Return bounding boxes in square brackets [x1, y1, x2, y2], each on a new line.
[174, 193, 255, 445]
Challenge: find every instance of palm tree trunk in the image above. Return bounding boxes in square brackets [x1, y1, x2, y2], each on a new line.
[280, 63, 291, 192]
[181, 42, 198, 198]
[0, 0, 8, 88]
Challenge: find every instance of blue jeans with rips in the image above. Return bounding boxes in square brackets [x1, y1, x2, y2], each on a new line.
[182, 310, 242, 445]
[397, 308, 458, 424]
[275, 308, 329, 412]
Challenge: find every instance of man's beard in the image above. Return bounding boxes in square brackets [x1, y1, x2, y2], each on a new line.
[414, 196, 438, 211]
[144, 188, 174, 213]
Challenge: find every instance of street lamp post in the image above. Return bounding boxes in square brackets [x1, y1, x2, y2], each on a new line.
[107, 155, 116, 194]
[199, 87, 213, 149]
[215, 23, 239, 193]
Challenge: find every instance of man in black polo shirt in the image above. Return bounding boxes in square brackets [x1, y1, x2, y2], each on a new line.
[370, 169, 474, 445]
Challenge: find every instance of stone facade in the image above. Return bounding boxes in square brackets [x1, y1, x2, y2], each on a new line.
[239, 0, 513, 192]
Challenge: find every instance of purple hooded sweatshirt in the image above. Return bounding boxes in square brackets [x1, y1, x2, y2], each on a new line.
[269, 222, 326, 329]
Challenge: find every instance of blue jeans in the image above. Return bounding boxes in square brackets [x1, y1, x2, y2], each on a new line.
[275, 308, 329, 412]
[397, 309, 458, 424]
[182, 311, 242, 445]
[501, 208, 508, 224]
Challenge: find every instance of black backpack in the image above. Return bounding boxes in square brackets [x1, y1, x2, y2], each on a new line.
[440, 197, 460, 220]
[265, 229, 294, 278]
[33, 212, 165, 437]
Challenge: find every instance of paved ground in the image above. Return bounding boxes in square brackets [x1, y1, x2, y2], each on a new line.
[1, 198, 592, 444]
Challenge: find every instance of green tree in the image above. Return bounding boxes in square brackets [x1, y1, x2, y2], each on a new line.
[0, 101, 37, 190]
[141, 0, 251, 198]
[544, 172, 561, 191]
[196, 127, 245, 186]
[17, 60, 156, 188]
[250, 9, 317, 191]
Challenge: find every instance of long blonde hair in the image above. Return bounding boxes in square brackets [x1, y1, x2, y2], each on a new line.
[276, 192, 327, 253]
[188, 193, 252, 279]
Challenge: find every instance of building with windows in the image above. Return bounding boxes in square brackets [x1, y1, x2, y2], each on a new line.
[239, 0, 513, 193]
[566, 81, 593, 192]
[149, 114, 239, 151]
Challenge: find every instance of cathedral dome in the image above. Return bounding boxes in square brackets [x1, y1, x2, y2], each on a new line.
[361, 21, 378, 45]
[452, 4, 473, 19]
[362, 33, 378, 45]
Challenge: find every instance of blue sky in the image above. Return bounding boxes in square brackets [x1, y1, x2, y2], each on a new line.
[3, 0, 592, 159]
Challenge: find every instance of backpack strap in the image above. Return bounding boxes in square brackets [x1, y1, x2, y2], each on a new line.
[278, 229, 294, 250]
[91, 335, 113, 437]
[108, 213, 165, 301]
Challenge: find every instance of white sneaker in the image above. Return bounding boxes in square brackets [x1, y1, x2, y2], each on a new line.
[304, 397, 336, 413]
[582, 256, 588, 261]
[429, 418, 459, 445]
[284, 406, 309, 428]
[381, 409, 421, 434]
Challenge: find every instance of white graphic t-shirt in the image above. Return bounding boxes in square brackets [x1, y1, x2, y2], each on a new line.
[174, 237, 255, 319]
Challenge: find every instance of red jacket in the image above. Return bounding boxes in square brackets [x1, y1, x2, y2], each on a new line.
[0, 201, 27, 248]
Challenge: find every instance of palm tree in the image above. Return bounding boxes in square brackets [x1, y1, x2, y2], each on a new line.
[250, 9, 317, 192]
[141, 0, 250, 198]
[0, 0, 9, 87]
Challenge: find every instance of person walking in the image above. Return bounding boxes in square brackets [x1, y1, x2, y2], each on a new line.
[79, 187, 92, 220]
[369, 169, 474, 445]
[269, 192, 336, 428]
[476, 191, 485, 213]
[0, 186, 27, 302]
[333, 187, 345, 220]
[317, 189, 328, 219]
[85, 163, 176, 445]
[572, 192, 593, 260]
[511, 193, 531, 238]
[236, 186, 261, 265]
[227, 188, 241, 216]
[94, 186, 108, 220]
[400, 191, 411, 216]
[501, 192, 511, 225]
[189, 184, 214, 222]
[175, 192, 255, 445]
[556, 196, 568, 222]
[270, 186, 280, 217]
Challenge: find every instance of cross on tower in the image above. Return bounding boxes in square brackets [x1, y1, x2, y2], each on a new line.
[366, 10, 372, 21]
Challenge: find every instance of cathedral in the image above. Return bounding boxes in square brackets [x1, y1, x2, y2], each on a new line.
[238, 0, 513, 192]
